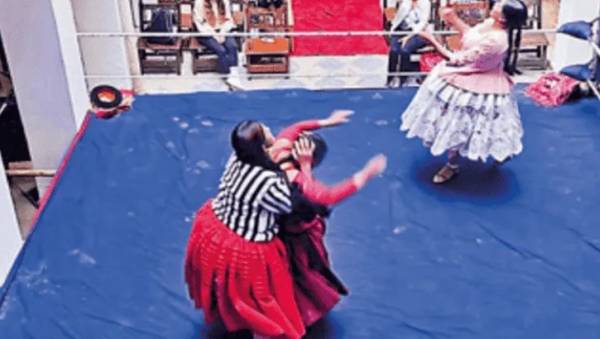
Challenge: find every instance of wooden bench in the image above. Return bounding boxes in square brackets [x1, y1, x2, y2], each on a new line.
[245, 37, 290, 74]
[187, 38, 220, 73]
[138, 1, 183, 74]
[519, 0, 550, 69]
[245, 3, 291, 75]
[138, 39, 184, 75]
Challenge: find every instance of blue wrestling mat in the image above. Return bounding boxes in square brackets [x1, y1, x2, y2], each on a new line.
[1, 89, 599, 338]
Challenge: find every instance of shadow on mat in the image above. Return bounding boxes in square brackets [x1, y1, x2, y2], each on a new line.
[411, 159, 521, 204]
[199, 315, 344, 338]
[305, 316, 345, 338]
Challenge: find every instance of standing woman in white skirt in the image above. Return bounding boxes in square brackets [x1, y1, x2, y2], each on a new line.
[400, 0, 528, 183]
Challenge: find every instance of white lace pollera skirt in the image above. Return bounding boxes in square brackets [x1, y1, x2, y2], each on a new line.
[400, 68, 523, 162]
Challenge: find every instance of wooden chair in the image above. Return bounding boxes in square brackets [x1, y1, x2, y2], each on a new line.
[179, 0, 218, 73]
[178, 0, 195, 32]
[137, 39, 184, 74]
[182, 0, 246, 46]
[244, 1, 291, 75]
[138, 0, 183, 74]
[182, 0, 246, 74]
[519, 0, 549, 69]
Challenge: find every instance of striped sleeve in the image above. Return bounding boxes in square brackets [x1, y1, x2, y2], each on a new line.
[259, 175, 292, 214]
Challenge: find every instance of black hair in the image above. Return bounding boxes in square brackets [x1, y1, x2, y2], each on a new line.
[303, 133, 328, 168]
[277, 184, 331, 229]
[276, 133, 331, 229]
[231, 120, 279, 171]
[501, 0, 528, 75]
[276, 132, 328, 169]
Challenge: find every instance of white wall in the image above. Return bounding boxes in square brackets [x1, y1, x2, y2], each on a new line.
[52, 0, 90, 128]
[71, 0, 133, 90]
[118, 0, 143, 91]
[0, 0, 88, 196]
[0, 161, 22, 287]
[0, 0, 89, 283]
[552, 0, 600, 70]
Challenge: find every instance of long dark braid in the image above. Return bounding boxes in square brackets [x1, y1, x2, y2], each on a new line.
[505, 27, 515, 74]
[501, 0, 528, 75]
[231, 120, 281, 172]
[504, 26, 523, 75]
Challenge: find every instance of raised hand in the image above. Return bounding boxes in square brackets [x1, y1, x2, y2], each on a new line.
[292, 135, 316, 167]
[354, 154, 387, 188]
[439, 6, 457, 22]
[362, 154, 387, 179]
[323, 109, 354, 127]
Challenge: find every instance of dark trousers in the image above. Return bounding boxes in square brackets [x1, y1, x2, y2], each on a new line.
[197, 37, 238, 74]
[387, 33, 429, 84]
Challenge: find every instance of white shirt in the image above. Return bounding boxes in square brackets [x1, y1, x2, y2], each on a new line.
[391, 0, 432, 32]
[193, 0, 235, 34]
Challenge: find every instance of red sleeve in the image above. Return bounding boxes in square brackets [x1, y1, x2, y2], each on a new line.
[272, 120, 321, 162]
[296, 169, 358, 206]
[276, 120, 321, 142]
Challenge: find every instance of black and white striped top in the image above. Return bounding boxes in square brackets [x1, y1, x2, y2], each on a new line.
[212, 153, 292, 242]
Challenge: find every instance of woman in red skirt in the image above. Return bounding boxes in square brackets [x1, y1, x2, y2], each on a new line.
[185, 120, 304, 338]
[185, 113, 355, 338]
[270, 116, 386, 327]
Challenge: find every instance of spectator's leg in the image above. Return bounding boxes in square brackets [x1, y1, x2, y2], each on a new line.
[387, 35, 402, 85]
[223, 37, 239, 68]
[198, 37, 230, 74]
[398, 35, 430, 86]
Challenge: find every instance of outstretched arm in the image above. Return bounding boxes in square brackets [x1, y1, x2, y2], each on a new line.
[292, 136, 387, 206]
[447, 33, 505, 67]
[418, 31, 453, 59]
[271, 110, 354, 162]
[276, 120, 322, 142]
[297, 161, 358, 205]
[276, 110, 354, 141]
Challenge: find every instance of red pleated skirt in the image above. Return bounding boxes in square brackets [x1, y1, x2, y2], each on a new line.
[184, 201, 305, 338]
[281, 217, 349, 327]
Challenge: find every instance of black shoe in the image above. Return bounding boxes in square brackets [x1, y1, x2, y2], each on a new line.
[225, 330, 253, 339]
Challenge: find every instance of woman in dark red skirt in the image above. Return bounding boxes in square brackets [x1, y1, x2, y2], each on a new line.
[270, 117, 386, 326]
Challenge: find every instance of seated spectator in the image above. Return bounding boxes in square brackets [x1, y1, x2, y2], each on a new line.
[387, 0, 432, 88]
[193, 0, 242, 89]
